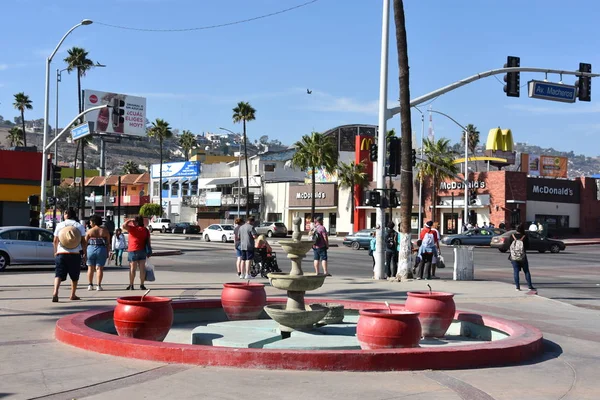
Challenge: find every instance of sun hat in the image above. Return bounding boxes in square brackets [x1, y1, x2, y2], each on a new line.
[58, 225, 82, 249]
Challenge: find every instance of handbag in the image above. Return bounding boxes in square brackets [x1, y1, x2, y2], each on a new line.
[145, 260, 156, 282]
[437, 255, 446, 269]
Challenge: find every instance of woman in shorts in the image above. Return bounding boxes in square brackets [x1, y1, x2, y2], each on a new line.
[122, 215, 151, 290]
[85, 214, 111, 291]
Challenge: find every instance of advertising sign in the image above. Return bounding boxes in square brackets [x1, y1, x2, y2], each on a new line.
[288, 183, 337, 207]
[205, 192, 222, 207]
[528, 155, 568, 178]
[527, 177, 580, 204]
[83, 89, 147, 136]
[151, 161, 200, 179]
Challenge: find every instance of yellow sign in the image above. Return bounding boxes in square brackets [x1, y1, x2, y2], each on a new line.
[485, 128, 514, 152]
[360, 137, 373, 151]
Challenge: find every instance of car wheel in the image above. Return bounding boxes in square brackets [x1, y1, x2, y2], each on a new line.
[550, 244, 560, 253]
[267, 230, 273, 238]
[222, 235, 228, 243]
[451, 239, 461, 245]
[0, 251, 9, 271]
[148, 226, 153, 233]
[183, 229, 187, 235]
[499, 248, 508, 253]
[351, 241, 361, 250]
[204, 234, 210, 242]
[161, 227, 166, 233]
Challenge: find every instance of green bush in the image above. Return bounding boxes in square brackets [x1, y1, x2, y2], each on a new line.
[139, 203, 162, 218]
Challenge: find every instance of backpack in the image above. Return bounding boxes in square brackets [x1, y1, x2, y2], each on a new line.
[510, 234, 525, 261]
[421, 229, 435, 252]
[386, 231, 396, 250]
[311, 229, 321, 245]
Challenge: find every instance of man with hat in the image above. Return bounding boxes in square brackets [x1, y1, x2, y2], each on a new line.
[52, 209, 87, 302]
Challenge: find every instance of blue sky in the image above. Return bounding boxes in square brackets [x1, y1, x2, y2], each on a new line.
[1, 0, 599, 156]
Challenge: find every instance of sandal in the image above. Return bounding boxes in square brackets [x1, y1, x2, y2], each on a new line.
[52, 295, 58, 303]
[70, 295, 81, 301]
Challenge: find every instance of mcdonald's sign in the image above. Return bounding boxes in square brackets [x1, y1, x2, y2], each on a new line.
[360, 137, 373, 151]
[355, 135, 374, 181]
[483, 128, 516, 165]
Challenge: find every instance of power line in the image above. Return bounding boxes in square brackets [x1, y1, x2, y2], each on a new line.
[95, 0, 321, 32]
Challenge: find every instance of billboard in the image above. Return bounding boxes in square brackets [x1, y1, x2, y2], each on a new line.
[83, 89, 147, 136]
[527, 154, 568, 178]
[151, 161, 200, 179]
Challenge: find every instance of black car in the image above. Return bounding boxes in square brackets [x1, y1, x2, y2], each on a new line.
[490, 230, 566, 253]
[172, 222, 201, 234]
[342, 229, 375, 250]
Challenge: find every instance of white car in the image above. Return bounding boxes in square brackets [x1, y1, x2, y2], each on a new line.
[203, 224, 235, 243]
[0, 226, 55, 271]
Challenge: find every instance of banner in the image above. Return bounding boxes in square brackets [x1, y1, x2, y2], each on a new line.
[151, 161, 200, 179]
[83, 89, 147, 136]
[528, 155, 567, 178]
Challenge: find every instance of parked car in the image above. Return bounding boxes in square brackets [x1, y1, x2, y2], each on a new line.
[255, 222, 288, 238]
[441, 228, 505, 246]
[0, 226, 55, 271]
[490, 230, 566, 253]
[203, 224, 235, 242]
[172, 222, 201, 234]
[148, 218, 176, 233]
[342, 229, 375, 250]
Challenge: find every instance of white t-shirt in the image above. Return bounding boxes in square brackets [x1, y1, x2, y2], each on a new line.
[54, 219, 86, 254]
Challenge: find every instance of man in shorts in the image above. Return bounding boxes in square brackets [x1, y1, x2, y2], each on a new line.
[311, 216, 330, 276]
[52, 209, 87, 302]
[238, 216, 258, 279]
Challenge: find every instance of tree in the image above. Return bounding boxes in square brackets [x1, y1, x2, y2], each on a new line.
[179, 130, 196, 161]
[461, 124, 480, 171]
[416, 138, 458, 223]
[54, 185, 79, 212]
[139, 203, 162, 218]
[148, 118, 173, 213]
[337, 160, 368, 234]
[123, 160, 141, 175]
[393, 0, 414, 280]
[232, 101, 256, 216]
[13, 92, 32, 147]
[8, 127, 24, 147]
[64, 46, 94, 218]
[291, 132, 338, 224]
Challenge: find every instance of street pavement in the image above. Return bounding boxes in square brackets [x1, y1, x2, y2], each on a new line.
[1, 235, 600, 399]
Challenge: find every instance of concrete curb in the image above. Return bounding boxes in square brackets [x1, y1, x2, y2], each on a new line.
[152, 250, 183, 257]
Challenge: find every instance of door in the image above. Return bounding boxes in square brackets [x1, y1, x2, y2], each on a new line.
[329, 213, 337, 236]
[6, 229, 37, 263]
[35, 230, 55, 262]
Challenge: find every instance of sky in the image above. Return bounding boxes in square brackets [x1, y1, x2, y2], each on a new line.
[1, 0, 599, 156]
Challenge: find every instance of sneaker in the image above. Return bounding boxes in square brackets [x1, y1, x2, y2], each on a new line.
[126, 285, 134, 290]
[515, 288, 521, 291]
[416, 277, 422, 280]
[140, 285, 147, 290]
[239, 274, 245, 279]
[244, 274, 252, 279]
[96, 285, 103, 291]
[528, 287, 537, 290]
[325, 273, 332, 277]
[87, 284, 94, 291]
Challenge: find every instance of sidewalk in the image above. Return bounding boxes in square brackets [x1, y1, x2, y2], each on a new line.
[2, 266, 599, 399]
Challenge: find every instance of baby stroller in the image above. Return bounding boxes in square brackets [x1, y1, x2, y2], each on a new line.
[250, 249, 281, 278]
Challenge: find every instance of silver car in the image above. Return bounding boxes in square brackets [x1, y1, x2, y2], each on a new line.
[0, 226, 56, 271]
[255, 222, 288, 238]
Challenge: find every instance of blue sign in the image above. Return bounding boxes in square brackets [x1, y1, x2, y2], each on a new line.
[71, 122, 92, 140]
[151, 161, 200, 178]
[528, 80, 577, 103]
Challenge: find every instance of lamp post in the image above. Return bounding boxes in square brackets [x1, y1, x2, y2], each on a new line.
[40, 19, 93, 227]
[219, 127, 242, 218]
[413, 108, 425, 228]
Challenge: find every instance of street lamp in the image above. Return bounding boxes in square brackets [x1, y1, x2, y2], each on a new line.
[40, 19, 93, 227]
[219, 127, 242, 218]
[413, 107, 425, 229]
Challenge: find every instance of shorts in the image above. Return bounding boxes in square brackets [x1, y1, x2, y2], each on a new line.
[55, 253, 82, 282]
[313, 247, 328, 261]
[87, 245, 108, 267]
[235, 243, 242, 257]
[241, 250, 254, 261]
[128, 250, 147, 262]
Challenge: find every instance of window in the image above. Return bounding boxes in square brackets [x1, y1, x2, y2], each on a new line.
[267, 213, 282, 222]
[39, 231, 54, 242]
[171, 182, 179, 197]
[0, 230, 18, 240]
[182, 182, 189, 196]
[17, 230, 34, 241]
[153, 184, 159, 197]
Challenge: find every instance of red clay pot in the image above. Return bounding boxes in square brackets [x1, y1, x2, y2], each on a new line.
[114, 296, 173, 342]
[221, 282, 267, 320]
[356, 309, 421, 350]
[405, 291, 456, 338]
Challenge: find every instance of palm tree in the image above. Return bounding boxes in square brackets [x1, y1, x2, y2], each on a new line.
[8, 127, 24, 147]
[64, 46, 94, 216]
[232, 101, 256, 216]
[123, 160, 141, 175]
[393, 0, 414, 280]
[337, 160, 368, 234]
[416, 138, 459, 222]
[461, 124, 480, 170]
[179, 130, 196, 161]
[291, 132, 338, 224]
[148, 118, 173, 212]
[13, 93, 32, 147]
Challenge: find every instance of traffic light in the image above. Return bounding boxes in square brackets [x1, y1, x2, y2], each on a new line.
[469, 189, 477, 205]
[111, 98, 125, 129]
[503, 56, 520, 97]
[52, 166, 62, 187]
[411, 148, 417, 167]
[365, 190, 381, 207]
[576, 62, 592, 102]
[389, 189, 399, 208]
[387, 137, 401, 176]
[369, 143, 378, 162]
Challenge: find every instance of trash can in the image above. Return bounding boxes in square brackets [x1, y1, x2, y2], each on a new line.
[453, 246, 474, 281]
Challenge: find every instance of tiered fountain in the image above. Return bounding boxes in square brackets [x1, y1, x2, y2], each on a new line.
[263, 217, 328, 332]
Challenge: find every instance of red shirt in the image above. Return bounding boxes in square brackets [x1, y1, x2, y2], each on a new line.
[127, 225, 149, 252]
[419, 227, 439, 243]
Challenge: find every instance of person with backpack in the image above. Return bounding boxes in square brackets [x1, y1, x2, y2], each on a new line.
[506, 223, 536, 291]
[52, 208, 87, 302]
[385, 222, 398, 279]
[311, 216, 330, 276]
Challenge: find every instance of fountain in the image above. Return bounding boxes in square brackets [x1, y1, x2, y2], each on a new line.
[263, 217, 328, 332]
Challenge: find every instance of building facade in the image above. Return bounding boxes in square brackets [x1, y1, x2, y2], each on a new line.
[0, 149, 42, 226]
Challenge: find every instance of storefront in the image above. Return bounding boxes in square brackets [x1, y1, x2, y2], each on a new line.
[287, 183, 338, 234]
[526, 177, 580, 236]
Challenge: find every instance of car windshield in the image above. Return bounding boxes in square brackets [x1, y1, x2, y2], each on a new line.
[222, 225, 234, 231]
[179, 223, 189, 226]
[162, 219, 171, 223]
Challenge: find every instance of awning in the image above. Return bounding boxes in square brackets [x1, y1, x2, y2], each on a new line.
[206, 177, 240, 186]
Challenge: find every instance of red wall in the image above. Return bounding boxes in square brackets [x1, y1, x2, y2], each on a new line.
[0, 150, 43, 181]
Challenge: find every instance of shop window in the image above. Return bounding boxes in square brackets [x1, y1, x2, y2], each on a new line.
[182, 182, 189, 196]
[266, 213, 282, 221]
[535, 214, 570, 229]
[153, 185, 159, 197]
[171, 182, 179, 197]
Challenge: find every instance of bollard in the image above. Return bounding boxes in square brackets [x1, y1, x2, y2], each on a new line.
[453, 246, 474, 280]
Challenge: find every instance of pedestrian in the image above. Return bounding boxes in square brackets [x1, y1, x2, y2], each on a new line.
[369, 231, 376, 274]
[85, 214, 111, 291]
[238, 216, 258, 279]
[529, 221, 538, 232]
[233, 218, 245, 278]
[311, 216, 330, 276]
[537, 222, 544, 237]
[506, 223, 536, 291]
[412, 239, 423, 276]
[104, 215, 115, 241]
[419, 221, 440, 278]
[52, 208, 86, 302]
[430, 221, 442, 279]
[111, 228, 127, 267]
[499, 221, 506, 230]
[122, 215, 151, 290]
[385, 222, 398, 279]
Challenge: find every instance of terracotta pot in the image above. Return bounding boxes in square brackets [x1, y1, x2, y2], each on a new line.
[221, 282, 267, 320]
[114, 296, 173, 341]
[356, 309, 421, 350]
[405, 291, 456, 338]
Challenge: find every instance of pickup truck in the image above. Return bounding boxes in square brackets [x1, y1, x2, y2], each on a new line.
[148, 218, 176, 233]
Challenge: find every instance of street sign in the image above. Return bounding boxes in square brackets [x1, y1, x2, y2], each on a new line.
[528, 80, 577, 103]
[71, 122, 92, 140]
